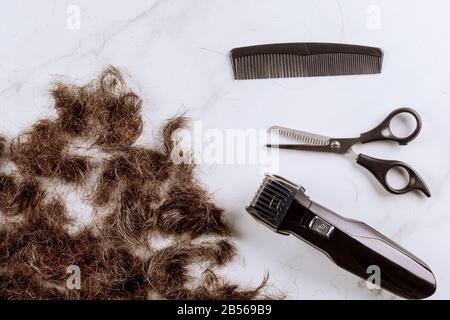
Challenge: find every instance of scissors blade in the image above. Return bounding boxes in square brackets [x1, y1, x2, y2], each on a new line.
[268, 126, 331, 146]
[266, 143, 333, 152]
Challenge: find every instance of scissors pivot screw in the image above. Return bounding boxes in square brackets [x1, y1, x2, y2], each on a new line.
[330, 140, 341, 150]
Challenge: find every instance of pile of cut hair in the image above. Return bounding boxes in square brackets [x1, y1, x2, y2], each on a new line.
[0, 67, 267, 299]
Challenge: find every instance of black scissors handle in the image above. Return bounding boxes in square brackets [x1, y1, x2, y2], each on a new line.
[356, 154, 431, 197]
[360, 108, 422, 145]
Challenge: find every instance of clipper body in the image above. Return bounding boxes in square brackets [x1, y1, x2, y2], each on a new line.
[247, 174, 436, 299]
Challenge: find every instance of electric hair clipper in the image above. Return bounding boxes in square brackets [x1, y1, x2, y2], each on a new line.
[246, 174, 436, 299]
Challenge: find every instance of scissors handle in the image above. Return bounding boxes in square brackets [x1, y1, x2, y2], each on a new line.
[356, 154, 431, 197]
[360, 108, 422, 145]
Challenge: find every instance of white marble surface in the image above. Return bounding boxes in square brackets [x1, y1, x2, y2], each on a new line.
[1, 0, 449, 299]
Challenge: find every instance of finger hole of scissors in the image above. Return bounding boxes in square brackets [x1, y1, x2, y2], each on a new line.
[386, 166, 411, 191]
[387, 111, 419, 139]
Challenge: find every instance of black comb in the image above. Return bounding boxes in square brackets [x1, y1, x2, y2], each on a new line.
[230, 43, 383, 80]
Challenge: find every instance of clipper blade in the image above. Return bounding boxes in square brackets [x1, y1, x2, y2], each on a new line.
[230, 43, 383, 80]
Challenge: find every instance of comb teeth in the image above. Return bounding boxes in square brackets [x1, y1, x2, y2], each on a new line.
[250, 175, 296, 222]
[270, 127, 330, 146]
[230, 43, 383, 80]
[232, 53, 382, 79]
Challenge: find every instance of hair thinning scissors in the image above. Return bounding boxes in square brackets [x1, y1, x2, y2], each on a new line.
[267, 108, 430, 197]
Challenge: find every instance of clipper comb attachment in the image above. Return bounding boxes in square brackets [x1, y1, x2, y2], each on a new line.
[247, 174, 299, 230]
